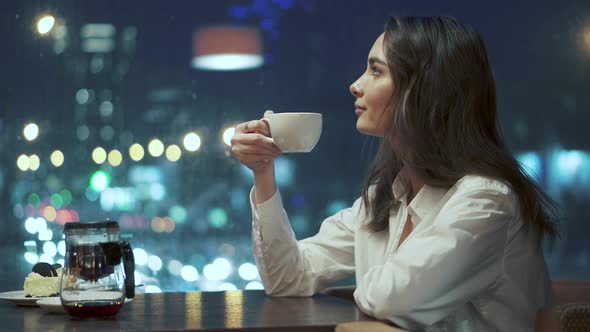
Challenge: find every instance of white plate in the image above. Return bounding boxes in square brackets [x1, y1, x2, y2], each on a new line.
[37, 296, 133, 314]
[0, 290, 57, 306]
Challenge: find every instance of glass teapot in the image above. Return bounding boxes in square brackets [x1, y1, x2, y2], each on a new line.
[59, 220, 135, 317]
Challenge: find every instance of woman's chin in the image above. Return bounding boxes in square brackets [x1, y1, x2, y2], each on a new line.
[356, 121, 383, 137]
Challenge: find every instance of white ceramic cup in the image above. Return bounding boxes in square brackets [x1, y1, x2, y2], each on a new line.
[263, 112, 322, 153]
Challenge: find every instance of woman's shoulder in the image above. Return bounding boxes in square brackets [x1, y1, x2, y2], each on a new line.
[446, 175, 519, 219]
[453, 174, 513, 196]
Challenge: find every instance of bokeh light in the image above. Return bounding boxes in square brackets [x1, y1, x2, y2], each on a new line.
[99, 101, 113, 117]
[17, 155, 30, 171]
[169, 205, 187, 224]
[516, 151, 542, 182]
[183, 132, 202, 152]
[134, 271, 143, 285]
[90, 170, 110, 192]
[100, 126, 115, 141]
[85, 187, 100, 201]
[556, 150, 584, 174]
[29, 154, 40, 171]
[181, 265, 199, 282]
[23, 123, 39, 141]
[133, 248, 148, 266]
[245, 281, 264, 290]
[238, 263, 259, 281]
[222, 127, 235, 146]
[203, 258, 232, 280]
[108, 149, 123, 166]
[326, 200, 348, 216]
[50, 193, 64, 208]
[28, 193, 41, 207]
[145, 285, 162, 293]
[57, 241, 66, 256]
[148, 255, 163, 272]
[208, 208, 228, 228]
[150, 216, 175, 232]
[24, 217, 37, 234]
[75, 89, 89, 104]
[129, 143, 145, 161]
[290, 192, 306, 209]
[149, 183, 166, 201]
[36, 15, 55, 34]
[219, 283, 237, 291]
[77, 125, 90, 141]
[148, 139, 165, 157]
[69, 209, 80, 222]
[92, 147, 107, 164]
[551, 149, 590, 187]
[151, 217, 166, 233]
[39, 254, 54, 264]
[24, 252, 39, 264]
[60, 189, 72, 205]
[43, 241, 57, 257]
[56, 209, 72, 224]
[43, 206, 57, 222]
[291, 215, 309, 234]
[275, 156, 294, 186]
[38, 228, 53, 241]
[50, 150, 64, 167]
[164, 216, 176, 232]
[165, 144, 182, 162]
[167, 260, 183, 276]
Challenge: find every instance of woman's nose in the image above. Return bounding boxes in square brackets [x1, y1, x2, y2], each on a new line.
[349, 79, 363, 97]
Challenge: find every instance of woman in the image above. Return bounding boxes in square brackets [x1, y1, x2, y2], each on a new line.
[230, 16, 557, 331]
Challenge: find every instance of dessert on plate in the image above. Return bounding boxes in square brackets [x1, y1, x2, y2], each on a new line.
[23, 262, 63, 297]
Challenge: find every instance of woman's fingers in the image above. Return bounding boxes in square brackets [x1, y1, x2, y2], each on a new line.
[232, 144, 280, 157]
[231, 133, 282, 155]
[230, 114, 282, 172]
[236, 119, 270, 136]
[231, 113, 282, 170]
[237, 155, 273, 165]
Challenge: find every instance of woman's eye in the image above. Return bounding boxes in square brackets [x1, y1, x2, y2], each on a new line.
[369, 66, 381, 76]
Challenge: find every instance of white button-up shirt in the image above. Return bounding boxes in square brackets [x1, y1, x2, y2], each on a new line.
[250, 173, 554, 331]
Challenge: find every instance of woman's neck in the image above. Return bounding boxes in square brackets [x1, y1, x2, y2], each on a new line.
[404, 167, 425, 204]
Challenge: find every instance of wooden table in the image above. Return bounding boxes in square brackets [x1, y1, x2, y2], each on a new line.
[0, 290, 375, 331]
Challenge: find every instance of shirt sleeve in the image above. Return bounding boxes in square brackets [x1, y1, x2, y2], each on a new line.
[354, 185, 514, 330]
[251, 187, 357, 296]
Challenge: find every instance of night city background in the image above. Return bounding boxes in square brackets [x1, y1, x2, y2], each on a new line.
[1, 0, 589, 294]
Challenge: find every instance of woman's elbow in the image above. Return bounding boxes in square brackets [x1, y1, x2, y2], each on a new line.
[355, 288, 416, 321]
[364, 300, 414, 321]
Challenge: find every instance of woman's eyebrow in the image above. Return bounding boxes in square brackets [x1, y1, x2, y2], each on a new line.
[368, 56, 387, 66]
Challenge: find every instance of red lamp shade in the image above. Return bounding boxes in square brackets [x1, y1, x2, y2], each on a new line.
[192, 26, 263, 71]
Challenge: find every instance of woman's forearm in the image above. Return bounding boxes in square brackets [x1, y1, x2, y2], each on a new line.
[253, 163, 277, 204]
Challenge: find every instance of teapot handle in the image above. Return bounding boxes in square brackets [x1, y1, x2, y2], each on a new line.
[121, 241, 135, 298]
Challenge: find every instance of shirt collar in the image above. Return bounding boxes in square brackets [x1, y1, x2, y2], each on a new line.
[392, 168, 411, 202]
[392, 168, 449, 224]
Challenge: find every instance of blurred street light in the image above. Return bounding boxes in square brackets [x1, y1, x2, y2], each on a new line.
[23, 123, 39, 141]
[183, 132, 202, 152]
[36, 15, 55, 35]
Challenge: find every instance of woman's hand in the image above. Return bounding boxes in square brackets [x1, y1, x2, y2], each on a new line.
[230, 111, 282, 176]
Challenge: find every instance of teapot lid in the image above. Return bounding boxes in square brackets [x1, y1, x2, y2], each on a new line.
[64, 220, 119, 231]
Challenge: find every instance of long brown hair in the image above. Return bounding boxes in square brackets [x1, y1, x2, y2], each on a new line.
[361, 16, 558, 247]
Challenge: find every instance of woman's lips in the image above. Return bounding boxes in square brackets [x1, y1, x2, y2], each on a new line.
[355, 108, 365, 116]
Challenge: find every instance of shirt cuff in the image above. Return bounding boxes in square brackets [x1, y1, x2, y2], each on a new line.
[249, 186, 285, 221]
[249, 186, 297, 246]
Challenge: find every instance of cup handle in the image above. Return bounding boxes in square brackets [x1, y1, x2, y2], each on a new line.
[260, 118, 272, 137]
[121, 241, 135, 298]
